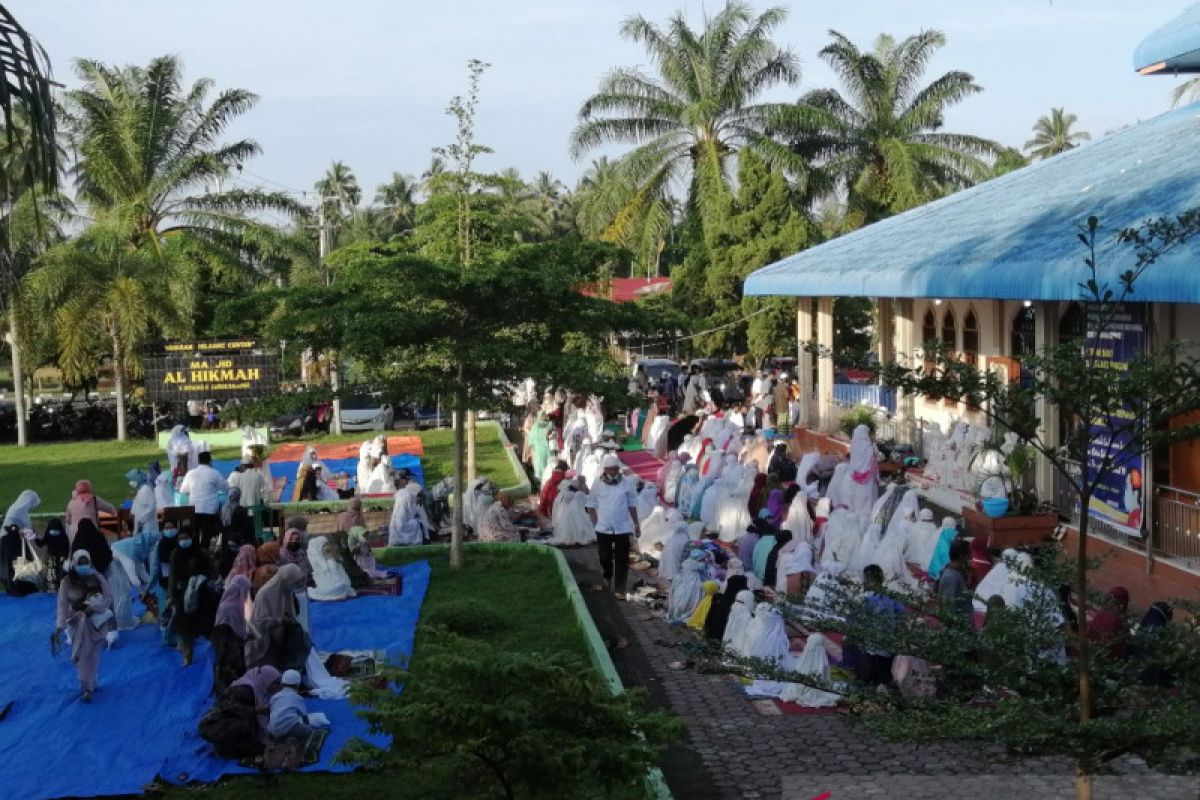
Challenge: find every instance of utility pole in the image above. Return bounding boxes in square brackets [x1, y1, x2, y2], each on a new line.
[317, 200, 343, 435]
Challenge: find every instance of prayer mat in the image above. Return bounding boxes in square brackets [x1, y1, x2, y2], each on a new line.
[618, 449, 663, 483]
[355, 576, 403, 597]
[244, 727, 330, 771]
[771, 699, 849, 716]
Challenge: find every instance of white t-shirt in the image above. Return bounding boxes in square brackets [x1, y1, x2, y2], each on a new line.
[227, 468, 267, 507]
[180, 464, 226, 514]
[585, 479, 638, 535]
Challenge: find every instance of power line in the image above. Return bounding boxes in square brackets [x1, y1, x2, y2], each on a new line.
[634, 305, 773, 346]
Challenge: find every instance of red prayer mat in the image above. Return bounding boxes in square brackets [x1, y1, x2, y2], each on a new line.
[269, 435, 424, 462]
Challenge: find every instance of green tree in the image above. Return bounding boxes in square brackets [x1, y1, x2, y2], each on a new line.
[0, 3, 58, 206]
[574, 157, 671, 277]
[793, 29, 999, 227]
[27, 223, 195, 439]
[1169, 76, 1200, 108]
[990, 146, 1030, 178]
[1024, 107, 1091, 160]
[570, 2, 810, 250]
[342, 627, 681, 800]
[375, 171, 418, 235]
[697, 149, 813, 359]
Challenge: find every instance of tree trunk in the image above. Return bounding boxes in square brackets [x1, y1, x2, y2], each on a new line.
[450, 387, 466, 569]
[466, 409, 477, 481]
[329, 350, 342, 435]
[1075, 758, 1093, 800]
[9, 304, 26, 447]
[1073, 493, 1094, 800]
[113, 339, 127, 442]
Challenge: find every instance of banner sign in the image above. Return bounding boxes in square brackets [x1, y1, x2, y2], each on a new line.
[1084, 304, 1146, 537]
[143, 340, 279, 402]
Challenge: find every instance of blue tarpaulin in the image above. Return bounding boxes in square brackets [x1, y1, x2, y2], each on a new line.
[0, 560, 430, 799]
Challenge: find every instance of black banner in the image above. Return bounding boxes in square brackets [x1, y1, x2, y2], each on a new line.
[143, 340, 279, 402]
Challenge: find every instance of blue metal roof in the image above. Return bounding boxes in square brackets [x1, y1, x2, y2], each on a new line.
[1134, 3, 1200, 73]
[744, 103, 1200, 303]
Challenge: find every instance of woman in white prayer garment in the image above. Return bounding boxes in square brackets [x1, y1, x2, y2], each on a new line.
[722, 590, 757, 656]
[716, 464, 753, 543]
[824, 462, 852, 510]
[307, 536, 355, 601]
[804, 560, 851, 623]
[872, 490, 922, 592]
[906, 508, 943, 572]
[657, 513, 690, 581]
[666, 551, 706, 623]
[778, 633, 842, 707]
[661, 454, 688, 505]
[974, 548, 1018, 612]
[387, 485, 424, 546]
[675, 465, 701, 521]
[744, 603, 791, 697]
[356, 440, 373, 495]
[549, 478, 595, 546]
[844, 424, 880, 518]
[820, 508, 864, 567]
[636, 483, 658, 526]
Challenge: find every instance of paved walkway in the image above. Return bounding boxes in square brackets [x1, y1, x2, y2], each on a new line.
[562, 546, 1198, 800]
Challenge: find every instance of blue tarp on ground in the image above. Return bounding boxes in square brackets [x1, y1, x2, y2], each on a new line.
[0, 559, 430, 799]
[268, 454, 424, 502]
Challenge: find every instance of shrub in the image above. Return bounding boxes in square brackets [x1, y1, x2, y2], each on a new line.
[838, 405, 877, 438]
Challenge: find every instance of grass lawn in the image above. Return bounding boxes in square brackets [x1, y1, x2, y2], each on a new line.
[163, 545, 592, 799]
[0, 424, 519, 518]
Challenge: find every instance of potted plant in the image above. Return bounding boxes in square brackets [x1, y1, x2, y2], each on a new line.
[963, 431, 1059, 548]
[838, 405, 878, 439]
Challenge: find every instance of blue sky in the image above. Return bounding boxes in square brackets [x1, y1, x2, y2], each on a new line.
[14, 0, 1193, 200]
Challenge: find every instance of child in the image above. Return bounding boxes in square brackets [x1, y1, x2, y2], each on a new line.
[267, 669, 317, 739]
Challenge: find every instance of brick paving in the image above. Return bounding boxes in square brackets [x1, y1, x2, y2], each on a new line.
[562, 546, 1198, 800]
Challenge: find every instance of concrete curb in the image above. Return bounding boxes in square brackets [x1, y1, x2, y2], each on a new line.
[484, 419, 531, 500]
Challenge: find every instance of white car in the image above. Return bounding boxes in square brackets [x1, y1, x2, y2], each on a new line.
[339, 396, 394, 431]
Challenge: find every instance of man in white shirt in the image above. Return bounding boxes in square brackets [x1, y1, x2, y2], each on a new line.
[585, 454, 641, 599]
[227, 462, 268, 537]
[180, 451, 226, 549]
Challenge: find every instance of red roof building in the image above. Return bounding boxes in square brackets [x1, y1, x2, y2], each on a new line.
[585, 277, 671, 303]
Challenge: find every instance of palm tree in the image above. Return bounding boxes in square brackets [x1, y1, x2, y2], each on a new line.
[375, 172, 417, 234]
[27, 222, 195, 440]
[1170, 78, 1200, 108]
[570, 2, 809, 240]
[1024, 107, 1090, 160]
[573, 156, 671, 275]
[0, 5, 58, 445]
[64, 56, 298, 251]
[792, 30, 1000, 226]
[315, 160, 360, 223]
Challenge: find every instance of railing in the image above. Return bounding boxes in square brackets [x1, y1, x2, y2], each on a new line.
[832, 383, 896, 413]
[1154, 485, 1200, 565]
[1053, 458, 1200, 565]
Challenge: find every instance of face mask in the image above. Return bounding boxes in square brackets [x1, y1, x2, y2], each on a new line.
[75, 565, 94, 577]
[48, 528, 63, 537]
[602, 472, 621, 485]
[178, 539, 193, 549]
[163, 528, 178, 539]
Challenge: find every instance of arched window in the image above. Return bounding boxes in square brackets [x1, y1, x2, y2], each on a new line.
[941, 308, 957, 352]
[1059, 302, 1085, 342]
[922, 309, 937, 371]
[921, 309, 937, 347]
[963, 309, 980, 367]
[1011, 305, 1036, 357]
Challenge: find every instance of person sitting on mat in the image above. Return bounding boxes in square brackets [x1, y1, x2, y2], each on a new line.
[267, 669, 319, 739]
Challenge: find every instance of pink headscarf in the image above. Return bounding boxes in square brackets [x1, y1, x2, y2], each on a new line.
[231, 664, 281, 706]
[227, 545, 258, 581]
[74, 479, 94, 504]
[849, 425, 878, 484]
[214, 575, 251, 639]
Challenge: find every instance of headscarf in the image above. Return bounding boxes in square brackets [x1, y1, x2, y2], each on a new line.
[763, 530, 793, 587]
[221, 486, 241, 528]
[705, 575, 748, 640]
[3, 489, 40, 530]
[825, 463, 851, 509]
[686, 581, 719, 631]
[745, 603, 789, 663]
[228, 544, 258, 580]
[70, 518, 113, 574]
[66, 550, 103, 593]
[337, 497, 366, 531]
[249, 563, 305, 634]
[1139, 601, 1173, 631]
[277, 528, 312, 577]
[722, 589, 757, 656]
[257, 540, 281, 566]
[849, 424, 877, 483]
[251, 563, 278, 595]
[148, 461, 163, 484]
[74, 480, 95, 506]
[765, 488, 786, 528]
[232, 665, 281, 707]
[387, 485, 423, 546]
[307, 535, 354, 601]
[926, 517, 959, 580]
[214, 575, 251, 639]
[40, 518, 70, 559]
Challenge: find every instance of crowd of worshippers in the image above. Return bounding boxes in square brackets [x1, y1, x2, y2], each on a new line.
[516, 384, 1181, 704]
[623, 364, 805, 429]
[0, 465, 401, 762]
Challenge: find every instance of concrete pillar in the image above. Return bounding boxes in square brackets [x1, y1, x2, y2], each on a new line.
[877, 298, 895, 366]
[817, 296, 835, 433]
[1034, 301, 1059, 499]
[894, 299, 916, 429]
[796, 298, 815, 429]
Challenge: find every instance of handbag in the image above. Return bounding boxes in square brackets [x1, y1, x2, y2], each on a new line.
[12, 535, 44, 589]
[88, 608, 115, 630]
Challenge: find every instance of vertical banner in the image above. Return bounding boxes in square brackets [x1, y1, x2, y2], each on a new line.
[1084, 304, 1146, 536]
